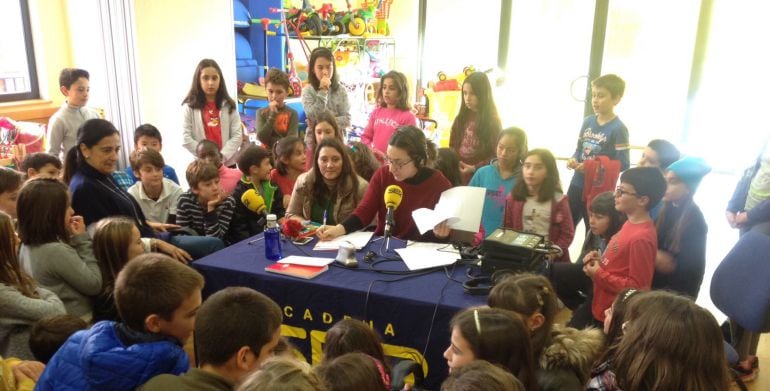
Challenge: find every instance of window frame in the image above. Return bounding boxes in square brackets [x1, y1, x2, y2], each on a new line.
[1, 0, 40, 103]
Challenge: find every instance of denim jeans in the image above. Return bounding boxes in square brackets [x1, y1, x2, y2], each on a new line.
[167, 235, 225, 260]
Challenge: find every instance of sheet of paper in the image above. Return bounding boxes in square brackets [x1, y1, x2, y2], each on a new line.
[396, 242, 460, 271]
[412, 186, 485, 234]
[278, 255, 334, 267]
[313, 231, 374, 251]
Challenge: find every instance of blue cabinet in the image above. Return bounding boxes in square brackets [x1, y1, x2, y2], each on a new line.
[233, 0, 285, 83]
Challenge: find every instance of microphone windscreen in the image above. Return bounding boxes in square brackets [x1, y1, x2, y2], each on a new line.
[384, 185, 403, 209]
[241, 189, 267, 214]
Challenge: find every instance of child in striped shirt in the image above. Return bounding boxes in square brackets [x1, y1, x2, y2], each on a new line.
[176, 160, 237, 245]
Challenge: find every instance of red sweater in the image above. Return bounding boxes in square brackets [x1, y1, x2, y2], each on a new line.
[344, 165, 452, 240]
[592, 220, 657, 321]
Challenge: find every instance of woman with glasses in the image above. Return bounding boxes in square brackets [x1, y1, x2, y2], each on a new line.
[317, 126, 452, 242]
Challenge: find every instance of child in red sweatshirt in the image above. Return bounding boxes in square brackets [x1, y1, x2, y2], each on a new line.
[582, 166, 666, 324]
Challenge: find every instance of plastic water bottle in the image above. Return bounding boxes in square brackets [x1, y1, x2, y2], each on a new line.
[264, 214, 282, 261]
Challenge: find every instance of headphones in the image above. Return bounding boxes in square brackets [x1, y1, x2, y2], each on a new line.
[463, 269, 518, 295]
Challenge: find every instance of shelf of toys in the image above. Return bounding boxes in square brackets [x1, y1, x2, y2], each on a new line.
[234, 0, 396, 142]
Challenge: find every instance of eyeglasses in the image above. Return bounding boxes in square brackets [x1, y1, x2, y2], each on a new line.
[385, 157, 412, 170]
[615, 186, 639, 198]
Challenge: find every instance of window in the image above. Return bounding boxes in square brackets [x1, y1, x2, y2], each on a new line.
[0, 0, 39, 102]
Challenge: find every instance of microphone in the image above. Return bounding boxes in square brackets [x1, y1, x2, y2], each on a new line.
[241, 189, 266, 214]
[383, 185, 403, 238]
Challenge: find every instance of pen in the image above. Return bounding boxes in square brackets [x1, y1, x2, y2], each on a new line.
[323, 210, 328, 228]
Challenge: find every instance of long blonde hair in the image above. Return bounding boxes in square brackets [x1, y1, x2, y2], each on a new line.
[0, 211, 37, 297]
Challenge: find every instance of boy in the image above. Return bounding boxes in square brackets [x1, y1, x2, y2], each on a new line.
[196, 139, 242, 195]
[139, 287, 283, 390]
[19, 153, 62, 180]
[176, 160, 237, 244]
[128, 149, 184, 225]
[256, 68, 299, 151]
[47, 68, 100, 158]
[583, 166, 666, 325]
[36, 253, 204, 390]
[0, 167, 22, 218]
[230, 145, 285, 243]
[28, 315, 88, 364]
[124, 124, 180, 186]
[566, 74, 630, 229]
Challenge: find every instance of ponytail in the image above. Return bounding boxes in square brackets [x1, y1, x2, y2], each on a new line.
[62, 147, 80, 185]
[425, 139, 437, 168]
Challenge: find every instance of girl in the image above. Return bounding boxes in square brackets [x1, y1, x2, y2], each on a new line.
[92, 217, 146, 322]
[347, 141, 382, 181]
[0, 211, 66, 360]
[441, 360, 525, 391]
[587, 288, 640, 391]
[360, 71, 417, 154]
[182, 58, 243, 167]
[550, 192, 624, 329]
[271, 136, 306, 209]
[304, 110, 346, 170]
[317, 126, 451, 242]
[488, 273, 604, 391]
[444, 307, 537, 390]
[315, 352, 389, 391]
[726, 142, 770, 379]
[727, 140, 770, 235]
[17, 178, 102, 320]
[322, 319, 388, 366]
[237, 357, 325, 391]
[449, 72, 502, 184]
[287, 138, 367, 226]
[469, 127, 527, 236]
[504, 149, 574, 262]
[302, 48, 351, 161]
[435, 148, 462, 187]
[609, 291, 730, 391]
[652, 156, 711, 298]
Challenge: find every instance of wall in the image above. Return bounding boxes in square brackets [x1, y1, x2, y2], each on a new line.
[28, 0, 72, 104]
[133, 0, 236, 187]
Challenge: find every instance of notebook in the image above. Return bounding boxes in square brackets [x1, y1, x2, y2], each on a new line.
[265, 262, 328, 279]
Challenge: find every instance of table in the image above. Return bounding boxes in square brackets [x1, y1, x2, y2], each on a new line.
[192, 234, 485, 389]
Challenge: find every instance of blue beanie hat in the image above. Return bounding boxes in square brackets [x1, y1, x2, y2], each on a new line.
[667, 156, 711, 192]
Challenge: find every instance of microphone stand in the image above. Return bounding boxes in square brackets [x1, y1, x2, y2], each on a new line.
[371, 211, 406, 255]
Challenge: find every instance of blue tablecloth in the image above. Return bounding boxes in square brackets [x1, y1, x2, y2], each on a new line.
[192, 234, 485, 389]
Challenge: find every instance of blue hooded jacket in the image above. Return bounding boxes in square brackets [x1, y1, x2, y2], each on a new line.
[35, 320, 189, 391]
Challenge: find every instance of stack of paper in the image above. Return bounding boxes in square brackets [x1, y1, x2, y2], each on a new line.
[412, 186, 485, 234]
[395, 242, 460, 271]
